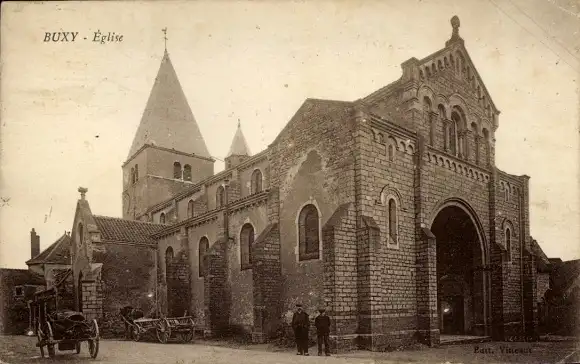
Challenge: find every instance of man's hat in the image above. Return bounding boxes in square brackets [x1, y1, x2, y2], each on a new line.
[296, 303, 303, 308]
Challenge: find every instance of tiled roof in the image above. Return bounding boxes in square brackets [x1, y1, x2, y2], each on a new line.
[0, 268, 45, 286]
[93, 215, 168, 244]
[26, 233, 71, 266]
[227, 122, 251, 157]
[127, 50, 210, 160]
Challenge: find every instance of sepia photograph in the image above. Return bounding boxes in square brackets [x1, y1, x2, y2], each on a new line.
[0, 1, 579, 363]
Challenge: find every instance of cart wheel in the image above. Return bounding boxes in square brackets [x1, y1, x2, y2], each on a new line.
[156, 319, 171, 344]
[89, 319, 100, 359]
[46, 322, 56, 358]
[131, 326, 141, 342]
[36, 329, 45, 358]
[75, 342, 81, 354]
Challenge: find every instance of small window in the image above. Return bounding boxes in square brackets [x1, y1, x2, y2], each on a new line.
[216, 186, 225, 208]
[14, 286, 23, 297]
[199, 237, 209, 277]
[173, 162, 182, 179]
[251, 169, 263, 194]
[160, 213, 166, 224]
[298, 204, 320, 261]
[187, 200, 194, 218]
[506, 228, 512, 261]
[134, 164, 139, 182]
[183, 164, 192, 182]
[165, 246, 174, 274]
[240, 223, 255, 270]
[130, 167, 135, 184]
[388, 198, 398, 245]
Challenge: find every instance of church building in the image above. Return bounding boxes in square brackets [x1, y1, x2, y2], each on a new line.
[69, 16, 547, 350]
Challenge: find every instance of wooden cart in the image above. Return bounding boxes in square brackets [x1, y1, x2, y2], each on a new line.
[29, 288, 99, 359]
[120, 308, 195, 344]
[157, 316, 195, 343]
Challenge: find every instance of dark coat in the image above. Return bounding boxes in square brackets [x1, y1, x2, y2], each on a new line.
[292, 311, 310, 332]
[315, 314, 330, 334]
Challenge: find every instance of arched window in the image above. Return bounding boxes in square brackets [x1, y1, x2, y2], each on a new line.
[423, 97, 432, 125]
[134, 164, 139, 182]
[130, 167, 135, 184]
[298, 204, 320, 261]
[251, 169, 263, 194]
[450, 112, 461, 156]
[187, 200, 194, 218]
[216, 186, 225, 208]
[240, 223, 255, 270]
[505, 184, 510, 202]
[165, 246, 174, 276]
[438, 104, 447, 147]
[183, 164, 192, 182]
[505, 228, 512, 261]
[482, 128, 491, 166]
[199, 237, 209, 277]
[388, 198, 398, 245]
[173, 162, 182, 179]
[388, 144, 395, 162]
[160, 212, 166, 224]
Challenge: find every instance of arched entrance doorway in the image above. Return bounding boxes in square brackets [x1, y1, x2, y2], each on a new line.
[431, 203, 487, 336]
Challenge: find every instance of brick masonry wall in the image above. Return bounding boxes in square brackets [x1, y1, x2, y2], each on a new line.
[269, 100, 356, 318]
[204, 236, 229, 336]
[187, 220, 218, 328]
[227, 204, 268, 335]
[252, 223, 282, 341]
[495, 171, 525, 331]
[536, 273, 550, 302]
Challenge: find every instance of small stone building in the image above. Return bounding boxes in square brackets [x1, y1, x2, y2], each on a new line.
[0, 269, 44, 334]
[66, 16, 551, 350]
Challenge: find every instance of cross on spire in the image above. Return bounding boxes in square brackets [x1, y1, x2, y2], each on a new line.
[162, 27, 168, 52]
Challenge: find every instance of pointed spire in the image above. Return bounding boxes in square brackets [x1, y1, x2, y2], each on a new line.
[127, 49, 210, 160]
[226, 120, 251, 157]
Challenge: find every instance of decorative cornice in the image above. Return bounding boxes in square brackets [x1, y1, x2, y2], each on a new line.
[123, 143, 215, 167]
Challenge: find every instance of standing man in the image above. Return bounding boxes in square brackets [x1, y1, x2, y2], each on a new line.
[315, 308, 331, 356]
[291, 304, 310, 356]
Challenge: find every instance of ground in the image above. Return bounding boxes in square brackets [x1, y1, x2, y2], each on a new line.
[0, 335, 578, 364]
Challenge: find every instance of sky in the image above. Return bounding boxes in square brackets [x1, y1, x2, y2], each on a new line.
[0, 0, 579, 268]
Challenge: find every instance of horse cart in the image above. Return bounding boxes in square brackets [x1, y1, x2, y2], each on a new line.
[29, 288, 99, 359]
[120, 307, 195, 344]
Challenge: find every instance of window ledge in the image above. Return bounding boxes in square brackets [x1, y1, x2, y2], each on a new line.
[298, 252, 320, 261]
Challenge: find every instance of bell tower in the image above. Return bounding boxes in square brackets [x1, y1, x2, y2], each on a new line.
[122, 32, 214, 220]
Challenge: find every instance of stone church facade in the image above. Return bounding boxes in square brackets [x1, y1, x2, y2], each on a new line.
[70, 16, 545, 350]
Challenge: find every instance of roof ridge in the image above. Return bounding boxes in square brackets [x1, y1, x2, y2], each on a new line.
[26, 233, 69, 265]
[42, 234, 71, 264]
[93, 215, 169, 226]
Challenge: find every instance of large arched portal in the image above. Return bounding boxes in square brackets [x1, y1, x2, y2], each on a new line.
[432, 204, 487, 336]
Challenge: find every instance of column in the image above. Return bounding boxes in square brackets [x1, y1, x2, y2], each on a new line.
[443, 120, 449, 152]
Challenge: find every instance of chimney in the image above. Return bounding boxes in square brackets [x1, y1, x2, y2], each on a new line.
[30, 228, 40, 259]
